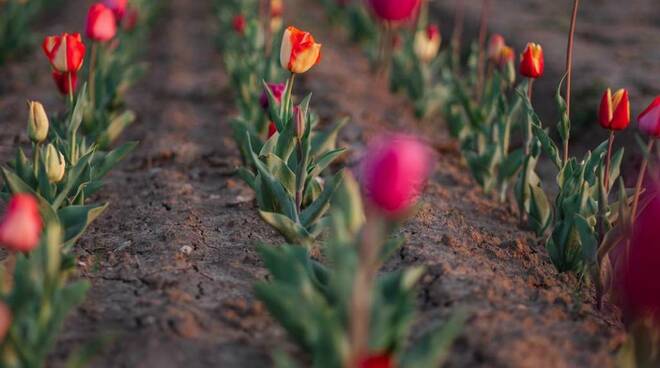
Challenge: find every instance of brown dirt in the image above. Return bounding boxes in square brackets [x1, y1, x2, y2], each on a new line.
[0, 0, 642, 367]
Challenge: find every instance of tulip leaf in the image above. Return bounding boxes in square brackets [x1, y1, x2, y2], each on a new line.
[308, 148, 347, 179]
[259, 210, 311, 247]
[263, 153, 296, 196]
[311, 118, 348, 159]
[58, 203, 109, 251]
[301, 171, 344, 228]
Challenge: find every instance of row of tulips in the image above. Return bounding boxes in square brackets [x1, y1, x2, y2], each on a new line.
[0, 0, 64, 65]
[0, 1, 157, 366]
[318, 0, 660, 365]
[216, 1, 464, 367]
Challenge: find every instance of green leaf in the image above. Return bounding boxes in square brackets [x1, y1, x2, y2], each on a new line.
[58, 203, 109, 251]
[301, 171, 344, 228]
[259, 210, 311, 246]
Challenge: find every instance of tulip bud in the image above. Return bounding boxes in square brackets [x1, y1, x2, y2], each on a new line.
[638, 96, 660, 138]
[294, 106, 305, 139]
[487, 34, 505, 63]
[598, 88, 630, 131]
[367, 0, 420, 22]
[503, 57, 516, 86]
[519, 42, 544, 79]
[271, 0, 284, 18]
[52, 71, 78, 96]
[413, 25, 441, 63]
[121, 6, 139, 32]
[0, 193, 42, 252]
[361, 134, 432, 218]
[45, 144, 66, 183]
[103, 0, 128, 21]
[615, 188, 660, 326]
[86, 3, 117, 42]
[260, 82, 286, 111]
[232, 14, 246, 35]
[42, 33, 86, 73]
[280, 26, 322, 74]
[27, 101, 49, 143]
[267, 121, 278, 138]
[0, 302, 10, 343]
[356, 353, 394, 368]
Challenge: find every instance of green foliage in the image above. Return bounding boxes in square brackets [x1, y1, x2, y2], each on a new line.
[0, 223, 89, 368]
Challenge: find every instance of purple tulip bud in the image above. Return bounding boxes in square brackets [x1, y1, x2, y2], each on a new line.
[260, 82, 286, 111]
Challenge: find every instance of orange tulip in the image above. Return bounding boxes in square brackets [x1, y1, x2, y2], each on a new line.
[42, 33, 86, 73]
[599, 88, 631, 131]
[519, 42, 544, 79]
[280, 26, 322, 74]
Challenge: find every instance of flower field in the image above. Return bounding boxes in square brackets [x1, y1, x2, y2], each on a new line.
[0, 0, 658, 367]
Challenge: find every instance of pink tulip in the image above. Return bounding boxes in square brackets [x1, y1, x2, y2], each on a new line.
[638, 96, 660, 138]
[103, 0, 128, 21]
[0, 194, 42, 252]
[615, 186, 660, 326]
[366, 0, 420, 22]
[86, 3, 117, 42]
[260, 82, 286, 111]
[361, 134, 432, 218]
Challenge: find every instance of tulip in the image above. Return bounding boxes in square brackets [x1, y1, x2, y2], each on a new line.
[599, 88, 630, 131]
[599, 88, 630, 191]
[487, 34, 505, 63]
[361, 134, 432, 218]
[103, 0, 128, 21]
[413, 24, 441, 63]
[638, 96, 660, 138]
[45, 144, 66, 183]
[0, 194, 42, 252]
[280, 26, 322, 74]
[260, 82, 286, 111]
[616, 188, 660, 326]
[86, 3, 117, 42]
[497, 45, 514, 68]
[357, 353, 394, 368]
[52, 71, 78, 96]
[367, 0, 420, 22]
[121, 6, 139, 32]
[232, 14, 246, 35]
[42, 33, 86, 73]
[267, 122, 278, 138]
[271, 0, 284, 18]
[0, 302, 10, 343]
[27, 101, 49, 143]
[519, 42, 544, 79]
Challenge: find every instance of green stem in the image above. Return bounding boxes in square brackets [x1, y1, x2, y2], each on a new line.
[67, 73, 74, 106]
[563, 0, 580, 163]
[295, 138, 305, 216]
[283, 73, 296, 123]
[475, 0, 491, 101]
[631, 139, 655, 222]
[32, 142, 40, 177]
[524, 78, 534, 156]
[604, 130, 615, 192]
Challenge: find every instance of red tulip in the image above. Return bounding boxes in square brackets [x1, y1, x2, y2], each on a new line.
[599, 88, 631, 131]
[356, 353, 394, 368]
[86, 3, 117, 42]
[260, 82, 286, 111]
[0, 194, 42, 252]
[361, 134, 432, 218]
[122, 6, 139, 32]
[267, 122, 278, 138]
[616, 187, 660, 326]
[487, 34, 505, 63]
[103, 0, 128, 21]
[52, 70, 78, 96]
[367, 0, 420, 22]
[280, 26, 322, 74]
[519, 42, 544, 79]
[638, 96, 660, 138]
[232, 14, 246, 35]
[42, 33, 86, 73]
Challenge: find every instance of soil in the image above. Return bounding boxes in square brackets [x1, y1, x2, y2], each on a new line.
[2, 0, 652, 367]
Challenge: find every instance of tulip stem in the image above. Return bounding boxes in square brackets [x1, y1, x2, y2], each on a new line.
[67, 73, 74, 106]
[349, 217, 385, 366]
[283, 73, 296, 123]
[88, 42, 98, 110]
[524, 78, 534, 156]
[32, 142, 40, 177]
[295, 138, 305, 217]
[563, 0, 580, 163]
[451, 0, 465, 71]
[604, 130, 615, 192]
[631, 139, 656, 222]
[475, 0, 491, 101]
